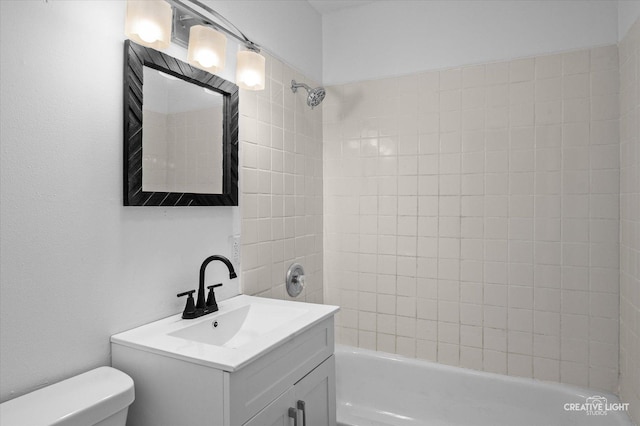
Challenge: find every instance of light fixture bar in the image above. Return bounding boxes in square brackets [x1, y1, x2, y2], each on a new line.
[166, 0, 260, 52]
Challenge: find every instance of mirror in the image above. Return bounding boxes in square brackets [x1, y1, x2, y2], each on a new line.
[142, 67, 224, 194]
[123, 40, 238, 206]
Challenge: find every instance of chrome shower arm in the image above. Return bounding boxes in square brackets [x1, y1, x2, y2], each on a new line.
[291, 80, 312, 93]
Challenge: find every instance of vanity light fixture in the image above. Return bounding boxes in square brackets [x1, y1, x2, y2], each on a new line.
[187, 25, 226, 73]
[125, 0, 266, 91]
[236, 47, 266, 91]
[124, 0, 172, 49]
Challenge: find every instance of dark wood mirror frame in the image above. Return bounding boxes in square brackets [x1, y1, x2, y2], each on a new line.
[123, 39, 239, 206]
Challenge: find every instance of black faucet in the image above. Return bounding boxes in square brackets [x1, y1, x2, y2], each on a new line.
[197, 255, 237, 309]
[177, 255, 237, 319]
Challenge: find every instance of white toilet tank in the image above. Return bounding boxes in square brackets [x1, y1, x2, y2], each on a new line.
[0, 366, 134, 426]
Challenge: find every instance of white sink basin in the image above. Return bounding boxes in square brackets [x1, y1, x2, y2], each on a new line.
[168, 303, 307, 348]
[111, 294, 339, 371]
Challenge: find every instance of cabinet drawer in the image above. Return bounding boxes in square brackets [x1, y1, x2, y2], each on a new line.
[226, 316, 334, 425]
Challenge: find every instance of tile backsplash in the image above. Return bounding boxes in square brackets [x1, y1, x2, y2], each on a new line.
[323, 46, 621, 391]
[619, 18, 640, 423]
[239, 54, 324, 303]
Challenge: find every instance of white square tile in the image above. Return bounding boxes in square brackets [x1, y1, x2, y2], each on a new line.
[460, 346, 484, 370]
[591, 95, 619, 121]
[536, 54, 563, 79]
[509, 240, 533, 263]
[509, 286, 533, 309]
[484, 328, 507, 351]
[510, 58, 535, 82]
[462, 65, 486, 87]
[485, 240, 508, 261]
[461, 218, 483, 238]
[484, 305, 507, 328]
[510, 103, 535, 127]
[440, 68, 462, 90]
[416, 340, 438, 361]
[377, 294, 396, 315]
[461, 238, 484, 261]
[485, 174, 508, 195]
[563, 50, 590, 75]
[484, 349, 507, 374]
[591, 69, 619, 96]
[535, 101, 562, 124]
[396, 337, 417, 358]
[462, 87, 486, 109]
[440, 90, 461, 111]
[486, 106, 509, 128]
[511, 81, 535, 105]
[487, 84, 509, 106]
[438, 322, 460, 344]
[460, 303, 483, 326]
[461, 195, 484, 216]
[590, 45, 618, 71]
[486, 62, 509, 85]
[377, 333, 396, 353]
[561, 360, 589, 387]
[535, 78, 562, 102]
[534, 358, 560, 381]
[509, 263, 533, 286]
[532, 333, 559, 359]
[508, 330, 533, 355]
[462, 108, 485, 130]
[534, 310, 561, 335]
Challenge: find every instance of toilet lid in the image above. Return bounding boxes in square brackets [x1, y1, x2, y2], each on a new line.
[0, 366, 134, 426]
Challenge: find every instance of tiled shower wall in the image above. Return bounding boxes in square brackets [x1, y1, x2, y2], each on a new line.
[239, 55, 324, 303]
[324, 46, 620, 391]
[619, 18, 640, 424]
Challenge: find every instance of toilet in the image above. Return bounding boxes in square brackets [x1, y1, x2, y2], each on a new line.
[0, 366, 134, 426]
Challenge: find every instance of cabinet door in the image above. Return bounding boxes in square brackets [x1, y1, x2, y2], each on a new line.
[243, 387, 295, 426]
[294, 355, 336, 426]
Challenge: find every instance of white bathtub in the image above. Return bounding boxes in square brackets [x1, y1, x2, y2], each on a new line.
[335, 345, 635, 426]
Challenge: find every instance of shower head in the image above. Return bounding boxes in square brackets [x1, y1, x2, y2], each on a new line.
[291, 80, 326, 109]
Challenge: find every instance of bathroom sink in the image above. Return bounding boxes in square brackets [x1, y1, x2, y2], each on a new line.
[111, 294, 339, 371]
[168, 302, 307, 348]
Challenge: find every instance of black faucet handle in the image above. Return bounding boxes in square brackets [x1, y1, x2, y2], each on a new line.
[206, 283, 222, 311]
[177, 290, 197, 319]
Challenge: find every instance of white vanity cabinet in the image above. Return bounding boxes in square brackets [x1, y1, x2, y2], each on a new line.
[112, 314, 336, 426]
[245, 356, 335, 426]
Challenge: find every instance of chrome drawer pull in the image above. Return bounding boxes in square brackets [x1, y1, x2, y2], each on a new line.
[288, 407, 298, 426]
[297, 400, 306, 426]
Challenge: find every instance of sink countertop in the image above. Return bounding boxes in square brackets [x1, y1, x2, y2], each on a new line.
[111, 294, 339, 372]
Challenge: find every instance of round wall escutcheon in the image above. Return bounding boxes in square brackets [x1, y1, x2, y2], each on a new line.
[286, 263, 305, 297]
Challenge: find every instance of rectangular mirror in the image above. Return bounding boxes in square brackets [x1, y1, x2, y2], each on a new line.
[142, 66, 225, 194]
[123, 40, 239, 206]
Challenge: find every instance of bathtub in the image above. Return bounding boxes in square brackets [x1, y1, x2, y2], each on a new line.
[335, 345, 635, 426]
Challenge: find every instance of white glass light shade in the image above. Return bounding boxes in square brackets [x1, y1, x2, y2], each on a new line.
[236, 50, 266, 91]
[125, 0, 172, 49]
[187, 26, 227, 73]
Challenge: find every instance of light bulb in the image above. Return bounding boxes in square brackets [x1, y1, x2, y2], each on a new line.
[240, 71, 260, 88]
[137, 19, 161, 43]
[195, 50, 219, 69]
